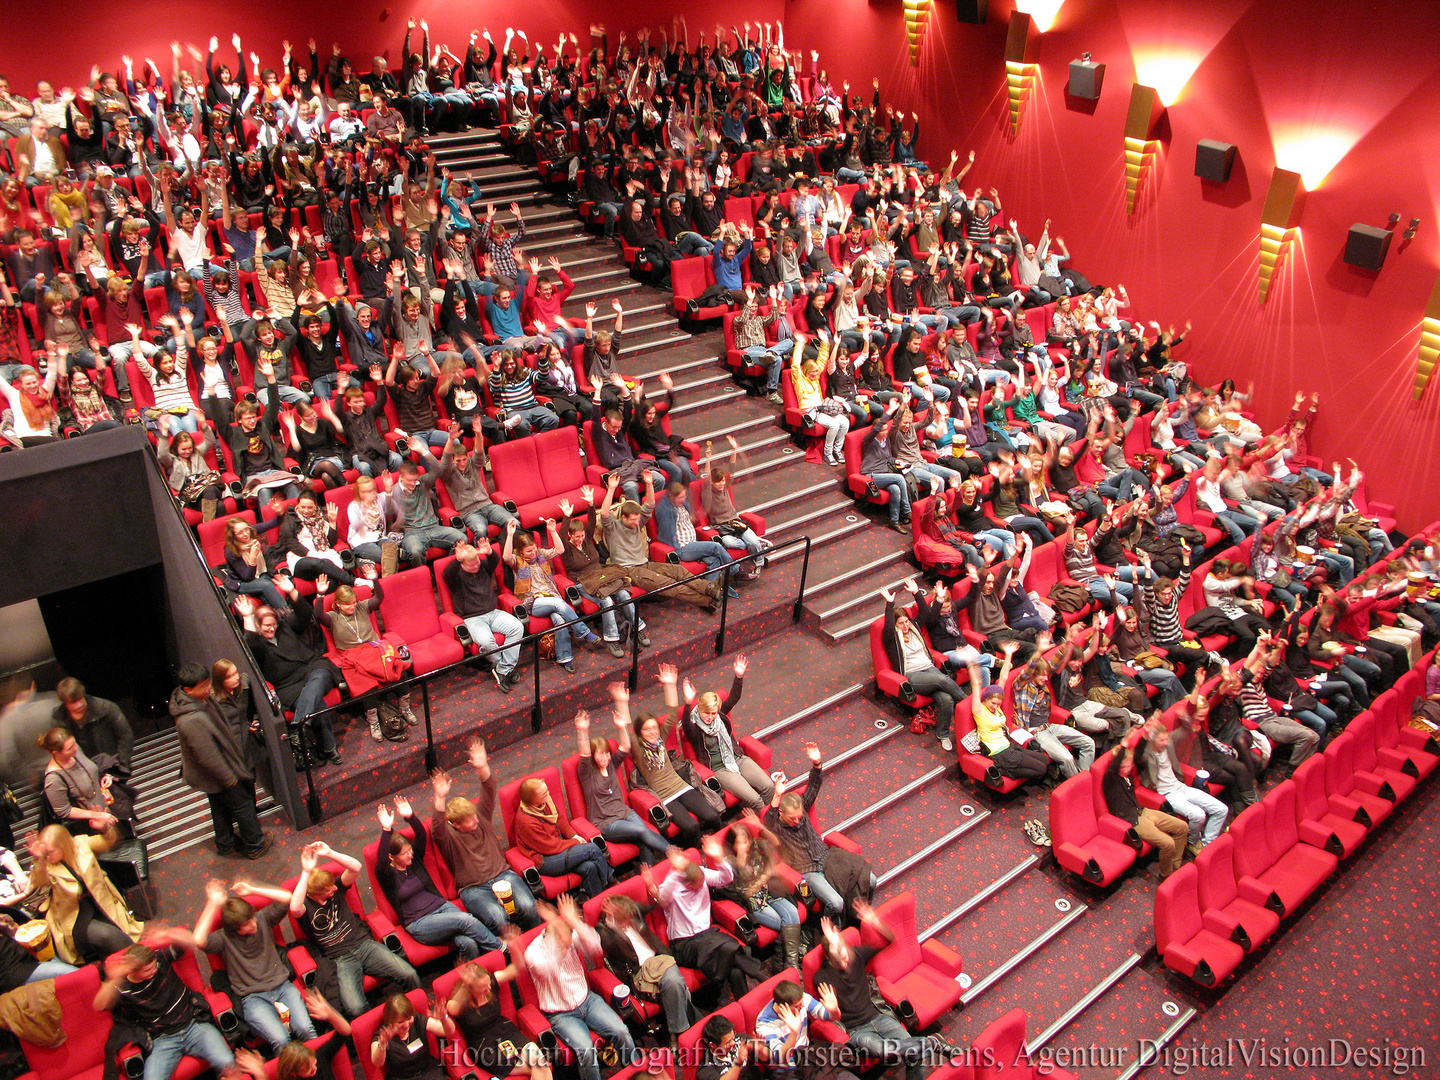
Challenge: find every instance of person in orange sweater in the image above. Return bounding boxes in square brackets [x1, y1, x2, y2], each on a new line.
[514, 776, 615, 899]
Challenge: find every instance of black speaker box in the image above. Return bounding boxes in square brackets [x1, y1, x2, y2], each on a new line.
[1195, 140, 1237, 182]
[957, 0, 988, 23]
[1067, 61, 1105, 100]
[1344, 224, 1392, 271]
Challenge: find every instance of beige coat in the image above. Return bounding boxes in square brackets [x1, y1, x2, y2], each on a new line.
[34, 835, 143, 964]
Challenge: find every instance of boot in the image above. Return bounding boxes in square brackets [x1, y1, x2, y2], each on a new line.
[288, 725, 309, 771]
[201, 497, 218, 522]
[380, 540, 400, 577]
[778, 924, 804, 974]
[399, 691, 419, 726]
[367, 708, 382, 742]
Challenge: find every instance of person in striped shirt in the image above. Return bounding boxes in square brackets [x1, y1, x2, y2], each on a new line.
[487, 350, 561, 435]
[1138, 539, 1193, 648]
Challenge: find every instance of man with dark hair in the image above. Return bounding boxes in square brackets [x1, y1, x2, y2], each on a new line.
[195, 878, 315, 1054]
[171, 663, 269, 860]
[54, 677, 133, 771]
[754, 978, 855, 1080]
[93, 928, 238, 1080]
[697, 1015, 764, 1080]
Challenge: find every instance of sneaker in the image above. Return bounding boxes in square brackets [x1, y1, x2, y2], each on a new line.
[505, 667, 525, 687]
[326, 750, 344, 766]
[494, 668, 514, 694]
[367, 710, 382, 741]
[400, 701, 420, 726]
[559, 660, 575, 672]
[1022, 819, 1050, 846]
[636, 629, 651, 648]
[763, 390, 783, 405]
[1186, 841, 1204, 858]
[938, 735, 954, 752]
[823, 453, 839, 466]
[606, 639, 626, 659]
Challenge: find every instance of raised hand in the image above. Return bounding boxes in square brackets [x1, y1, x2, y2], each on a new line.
[656, 663, 678, 687]
[377, 803, 395, 830]
[805, 741, 822, 765]
[733, 654, 749, 678]
[395, 795, 412, 817]
[431, 769, 452, 800]
[204, 879, 228, 906]
[467, 735, 488, 771]
[609, 681, 630, 704]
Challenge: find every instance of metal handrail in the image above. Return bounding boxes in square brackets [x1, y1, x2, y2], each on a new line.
[290, 533, 816, 821]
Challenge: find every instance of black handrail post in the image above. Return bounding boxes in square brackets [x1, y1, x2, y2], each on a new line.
[793, 537, 813, 623]
[714, 568, 732, 655]
[530, 637, 543, 733]
[627, 596, 643, 692]
[421, 680, 437, 773]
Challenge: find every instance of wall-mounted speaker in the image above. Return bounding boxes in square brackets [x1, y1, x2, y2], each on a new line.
[1344, 224, 1392, 271]
[1195, 140, 1237, 182]
[956, 0, 988, 23]
[1067, 61, 1105, 100]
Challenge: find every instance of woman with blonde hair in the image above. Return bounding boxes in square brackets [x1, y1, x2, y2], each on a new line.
[679, 655, 774, 812]
[26, 824, 142, 963]
[370, 991, 456, 1080]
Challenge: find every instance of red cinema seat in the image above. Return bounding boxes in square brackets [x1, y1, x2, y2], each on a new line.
[378, 565, 467, 675]
[489, 427, 594, 527]
[972, 1007, 1078, 1080]
[1049, 771, 1138, 886]
[1154, 862, 1245, 987]
[859, 890, 964, 1029]
[1291, 755, 1368, 859]
[362, 819, 458, 969]
[1192, 833, 1280, 955]
[1228, 792, 1336, 919]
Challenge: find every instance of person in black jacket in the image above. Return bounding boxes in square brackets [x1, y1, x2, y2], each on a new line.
[236, 588, 343, 766]
[171, 663, 269, 859]
[857, 418, 912, 531]
[339, 379, 404, 476]
[679, 654, 774, 812]
[375, 797, 499, 962]
[1100, 739, 1188, 879]
[908, 582, 996, 684]
[596, 894, 694, 1048]
[879, 594, 968, 751]
[54, 679, 133, 771]
[228, 363, 302, 501]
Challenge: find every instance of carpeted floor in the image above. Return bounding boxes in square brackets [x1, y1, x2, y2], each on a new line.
[146, 617, 1440, 1080]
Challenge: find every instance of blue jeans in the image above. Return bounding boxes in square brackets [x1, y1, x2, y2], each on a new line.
[547, 991, 636, 1080]
[600, 810, 670, 863]
[1161, 785, 1229, 846]
[26, 959, 78, 982]
[594, 202, 621, 237]
[1085, 577, 1135, 604]
[869, 473, 911, 522]
[108, 338, 159, 393]
[976, 528, 1016, 556]
[1291, 701, 1337, 738]
[742, 344, 787, 387]
[749, 896, 801, 930]
[401, 523, 467, 563]
[460, 870, 540, 932]
[803, 871, 846, 918]
[310, 372, 347, 402]
[538, 842, 614, 896]
[233, 576, 285, 608]
[143, 1021, 233, 1080]
[509, 405, 561, 435]
[675, 232, 713, 256]
[943, 648, 993, 685]
[407, 900, 501, 962]
[463, 504, 520, 538]
[462, 610, 525, 674]
[1135, 666, 1186, 709]
[619, 468, 670, 502]
[333, 937, 419, 1019]
[240, 980, 316, 1053]
[849, 1012, 932, 1080]
[529, 595, 594, 662]
[352, 451, 404, 476]
[257, 383, 311, 406]
[572, 585, 642, 641]
[292, 667, 337, 756]
[1211, 509, 1258, 546]
[675, 540, 732, 582]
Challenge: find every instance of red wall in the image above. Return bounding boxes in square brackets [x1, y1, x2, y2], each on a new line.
[783, 0, 1440, 530]
[9, 0, 1440, 525]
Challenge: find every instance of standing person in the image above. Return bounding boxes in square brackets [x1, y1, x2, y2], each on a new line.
[53, 678, 133, 771]
[813, 901, 951, 1080]
[679, 655, 775, 812]
[194, 878, 317, 1055]
[429, 734, 541, 934]
[374, 796, 501, 962]
[1100, 739, 1189, 879]
[764, 743, 876, 921]
[517, 894, 636, 1080]
[650, 836, 768, 1000]
[93, 929, 238, 1080]
[171, 662, 269, 860]
[572, 709, 670, 864]
[288, 840, 421, 1019]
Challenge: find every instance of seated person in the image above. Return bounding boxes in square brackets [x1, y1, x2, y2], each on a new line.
[653, 482, 737, 593]
[443, 543, 527, 692]
[597, 892, 695, 1047]
[503, 518, 601, 673]
[754, 978, 855, 1080]
[879, 591, 969, 753]
[237, 990, 349, 1080]
[697, 1015, 765, 1080]
[764, 744, 876, 921]
[517, 895, 636, 1080]
[27, 824, 142, 964]
[368, 990, 457, 1080]
[316, 580, 416, 742]
[649, 837, 767, 1000]
[965, 647, 1050, 783]
[559, 499, 647, 657]
[617, 674, 724, 846]
[679, 655, 775, 811]
[429, 735, 541, 932]
[94, 930, 237, 1080]
[590, 383, 670, 502]
[1100, 739, 1189, 879]
[723, 813, 803, 964]
[1008, 658, 1097, 779]
[446, 961, 554, 1080]
[288, 840, 421, 1018]
[389, 458, 469, 567]
[512, 774, 615, 899]
[1135, 721, 1228, 858]
[572, 709, 669, 864]
[236, 590, 343, 766]
[375, 797, 500, 962]
[600, 475, 724, 611]
[0, 914, 76, 989]
[195, 878, 317, 1055]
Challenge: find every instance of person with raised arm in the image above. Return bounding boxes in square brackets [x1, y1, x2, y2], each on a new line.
[446, 955, 553, 1080]
[574, 705, 670, 863]
[966, 644, 1049, 783]
[288, 839, 420, 1018]
[679, 655, 775, 811]
[369, 990, 457, 1078]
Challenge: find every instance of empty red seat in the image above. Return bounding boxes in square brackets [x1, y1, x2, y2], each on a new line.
[1291, 755, 1368, 859]
[1154, 862, 1245, 987]
[378, 565, 467, 675]
[972, 1007, 1078, 1080]
[1049, 771, 1139, 886]
[859, 891, 964, 1030]
[1229, 792, 1336, 918]
[1192, 833, 1280, 954]
[1324, 730, 1397, 829]
[489, 427, 594, 527]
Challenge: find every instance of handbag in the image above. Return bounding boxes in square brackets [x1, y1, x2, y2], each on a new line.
[1134, 650, 1172, 670]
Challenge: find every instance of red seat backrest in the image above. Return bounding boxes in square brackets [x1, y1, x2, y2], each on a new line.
[20, 965, 110, 1080]
[671, 257, 708, 301]
[1154, 862, 1203, 957]
[1228, 799, 1275, 881]
[379, 565, 444, 641]
[489, 434, 546, 506]
[531, 425, 588, 496]
[1194, 833, 1242, 913]
[1048, 771, 1100, 853]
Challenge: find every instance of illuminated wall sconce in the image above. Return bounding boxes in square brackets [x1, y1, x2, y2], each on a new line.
[1003, 12, 1040, 135]
[1258, 168, 1304, 303]
[1414, 271, 1440, 400]
[1123, 84, 1163, 213]
[903, 0, 932, 67]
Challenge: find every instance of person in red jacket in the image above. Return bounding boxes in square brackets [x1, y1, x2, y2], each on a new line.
[513, 776, 614, 898]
